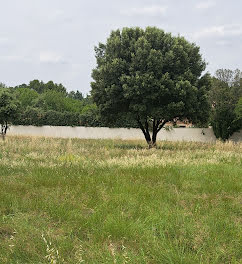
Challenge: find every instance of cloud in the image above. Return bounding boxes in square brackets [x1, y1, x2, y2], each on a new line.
[51, 9, 65, 19]
[215, 40, 231, 46]
[193, 24, 242, 39]
[0, 51, 67, 64]
[195, 1, 215, 9]
[39, 52, 66, 64]
[121, 5, 167, 16]
[47, 9, 72, 22]
[0, 37, 8, 44]
[0, 55, 29, 62]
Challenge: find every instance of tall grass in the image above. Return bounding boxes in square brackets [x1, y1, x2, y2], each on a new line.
[0, 136, 241, 263]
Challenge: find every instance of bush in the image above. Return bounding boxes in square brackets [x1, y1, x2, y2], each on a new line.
[211, 105, 239, 141]
[13, 107, 81, 127]
[210, 69, 242, 140]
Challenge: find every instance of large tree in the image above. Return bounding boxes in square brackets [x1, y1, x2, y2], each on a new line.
[91, 27, 211, 147]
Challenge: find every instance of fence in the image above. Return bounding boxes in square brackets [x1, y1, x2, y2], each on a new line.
[7, 125, 242, 143]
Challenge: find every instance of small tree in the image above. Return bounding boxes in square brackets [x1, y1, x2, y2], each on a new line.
[0, 89, 19, 139]
[210, 69, 242, 141]
[91, 27, 211, 147]
[211, 105, 238, 141]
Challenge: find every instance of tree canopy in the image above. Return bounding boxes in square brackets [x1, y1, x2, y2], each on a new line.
[14, 80, 67, 95]
[91, 27, 211, 147]
[1, 80, 102, 128]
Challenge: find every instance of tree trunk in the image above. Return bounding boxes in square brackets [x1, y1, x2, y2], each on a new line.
[151, 119, 158, 147]
[147, 140, 156, 149]
[1, 123, 8, 141]
[136, 117, 167, 148]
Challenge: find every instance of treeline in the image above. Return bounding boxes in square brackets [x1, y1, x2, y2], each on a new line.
[11, 80, 99, 127]
[0, 69, 242, 140]
[0, 80, 137, 128]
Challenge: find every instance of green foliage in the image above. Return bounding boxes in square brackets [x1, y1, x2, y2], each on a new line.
[211, 105, 238, 140]
[210, 69, 242, 140]
[15, 107, 44, 126]
[235, 97, 242, 119]
[79, 104, 139, 128]
[68, 90, 84, 101]
[80, 104, 102, 127]
[91, 27, 211, 146]
[0, 82, 7, 89]
[234, 97, 242, 128]
[15, 80, 67, 94]
[34, 90, 84, 113]
[15, 87, 39, 108]
[11, 80, 88, 126]
[14, 107, 81, 126]
[0, 89, 19, 137]
[44, 111, 80, 126]
[108, 114, 139, 128]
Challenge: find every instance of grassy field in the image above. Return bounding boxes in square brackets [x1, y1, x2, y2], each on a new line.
[0, 136, 241, 264]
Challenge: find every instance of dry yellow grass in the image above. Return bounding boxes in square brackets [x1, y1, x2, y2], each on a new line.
[1, 136, 241, 169]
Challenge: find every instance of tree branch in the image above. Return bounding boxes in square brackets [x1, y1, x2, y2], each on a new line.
[136, 116, 146, 136]
[157, 119, 167, 133]
[4, 122, 8, 135]
[152, 118, 156, 134]
[145, 119, 149, 134]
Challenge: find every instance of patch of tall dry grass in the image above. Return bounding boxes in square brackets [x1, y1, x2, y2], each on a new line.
[0, 136, 241, 169]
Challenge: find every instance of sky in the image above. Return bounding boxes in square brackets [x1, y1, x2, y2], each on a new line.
[0, 0, 242, 94]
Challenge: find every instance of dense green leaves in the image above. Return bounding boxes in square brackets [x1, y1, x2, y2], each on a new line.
[210, 69, 242, 140]
[0, 88, 19, 138]
[33, 90, 84, 113]
[91, 27, 211, 146]
[1, 79, 140, 128]
[15, 80, 67, 94]
[235, 97, 242, 119]
[10, 80, 88, 127]
[0, 80, 86, 127]
[15, 88, 39, 108]
[14, 107, 81, 127]
[79, 104, 102, 127]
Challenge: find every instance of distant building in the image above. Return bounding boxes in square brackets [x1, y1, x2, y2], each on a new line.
[165, 119, 193, 128]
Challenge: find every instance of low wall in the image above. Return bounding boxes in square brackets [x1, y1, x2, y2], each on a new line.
[229, 130, 242, 142]
[7, 125, 241, 143]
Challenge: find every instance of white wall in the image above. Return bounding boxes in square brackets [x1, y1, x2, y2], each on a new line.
[8, 125, 242, 143]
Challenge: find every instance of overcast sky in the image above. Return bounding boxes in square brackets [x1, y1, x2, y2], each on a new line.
[0, 0, 242, 94]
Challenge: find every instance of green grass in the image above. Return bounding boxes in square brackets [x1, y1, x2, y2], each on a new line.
[0, 136, 241, 264]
